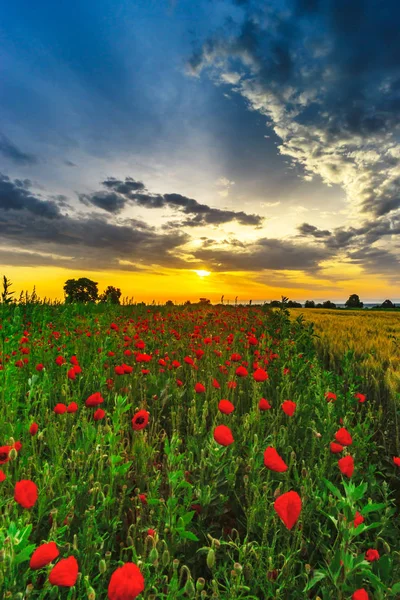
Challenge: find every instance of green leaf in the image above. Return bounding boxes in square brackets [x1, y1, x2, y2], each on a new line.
[177, 530, 199, 542]
[181, 511, 196, 527]
[361, 503, 386, 515]
[303, 570, 326, 592]
[322, 478, 342, 500]
[14, 544, 36, 565]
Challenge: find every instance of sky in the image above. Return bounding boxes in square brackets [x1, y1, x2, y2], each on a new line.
[0, 0, 399, 303]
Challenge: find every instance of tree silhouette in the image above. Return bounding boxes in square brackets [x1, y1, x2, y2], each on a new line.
[64, 278, 98, 303]
[99, 286, 121, 304]
[304, 300, 315, 308]
[381, 299, 395, 308]
[345, 294, 363, 308]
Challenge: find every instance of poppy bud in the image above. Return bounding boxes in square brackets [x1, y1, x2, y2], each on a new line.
[162, 549, 170, 566]
[149, 547, 158, 565]
[87, 588, 96, 600]
[173, 559, 180, 571]
[207, 548, 215, 569]
[9, 447, 18, 461]
[99, 559, 107, 574]
[196, 578, 205, 592]
[233, 562, 242, 572]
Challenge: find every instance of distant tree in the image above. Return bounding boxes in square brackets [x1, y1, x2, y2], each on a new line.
[249, 299, 252, 306]
[287, 300, 302, 308]
[165, 300, 174, 306]
[345, 294, 363, 308]
[304, 300, 315, 308]
[199, 298, 211, 305]
[184, 300, 191, 306]
[99, 286, 121, 304]
[381, 299, 395, 308]
[64, 278, 98, 303]
[322, 300, 337, 309]
[316, 303, 323, 308]
[270, 300, 281, 307]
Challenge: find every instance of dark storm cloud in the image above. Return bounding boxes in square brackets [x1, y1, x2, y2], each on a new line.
[298, 223, 332, 238]
[102, 177, 146, 194]
[0, 207, 190, 272]
[194, 236, 330, 273]
[79, 191, 127, 213]
[0, 134, 38, 165]
[188, 0, 400, 218]
[0, 173, 61, 218]
[298, 214, 400, 277]
[80, 176, 264, 226]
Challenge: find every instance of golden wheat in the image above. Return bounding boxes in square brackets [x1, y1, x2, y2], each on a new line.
[291, 308, 400, 403]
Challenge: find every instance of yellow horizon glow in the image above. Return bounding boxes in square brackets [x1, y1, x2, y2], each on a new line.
[194, 269, 211, 278]
[1, 265, 397, 304]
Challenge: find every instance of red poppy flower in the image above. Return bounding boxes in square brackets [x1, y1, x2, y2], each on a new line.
[263, 447, 288, 472]
[0, 470, 6, 482]
[273, 490, 302, 530]
[14, 479, 38, 509]
[139, 493, 147, 505]
[335, 427, 352, 446]
[67, 402, 78, 413]
[259, 398, 271, 411]
[352, 589, 369, 600]
[213, 425, 234, 446]
[94, 408, 106, 421]
[253, 368, 268, 382]
[281, 400, 296, 416]
[29, 422, 39, 436]
[235, 366, 248, 377]
[36, 363, 44, 371]
[176, 379, 183, 387]
[115, 365, 125, 375]
[30, 542, 59, 569]
[67, 368, 76, 380]
[218, 400, 235, 415]
[49, 556, 79, 587]
[194, 383, 205, 393]
[351, 511, 364, 528]
[338, 455, 354, 477]
[365, 549, 380, 562]
[147, 528, 155, 538]
[354, 393, 366, 403]
[54, 403, 67, 414]
[132, 410, 149, 431]
[212, 378, 221, 389]
[330, 442, 344, 454]
[108, 562, 145, 600]
[86, 392, 104, 407]
[325, 391, 337, 402]
[393, 457, 400, 467]
[190, 503, 202, 515]
[0, 445, 11, 464]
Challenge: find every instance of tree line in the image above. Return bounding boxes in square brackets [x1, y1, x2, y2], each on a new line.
[0, 276, 398, 309]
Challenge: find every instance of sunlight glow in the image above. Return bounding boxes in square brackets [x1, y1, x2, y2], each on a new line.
[194, 270, 211, 278]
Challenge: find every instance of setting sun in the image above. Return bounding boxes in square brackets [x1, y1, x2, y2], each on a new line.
[194, 270, 211, 278]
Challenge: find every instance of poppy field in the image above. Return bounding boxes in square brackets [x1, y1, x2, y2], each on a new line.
[0, 301, 400, 599]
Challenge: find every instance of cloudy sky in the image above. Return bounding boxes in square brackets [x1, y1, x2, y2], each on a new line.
[0, 0, 399, 302]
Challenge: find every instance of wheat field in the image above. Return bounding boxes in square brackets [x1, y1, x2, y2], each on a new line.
[291, 308, 400, 405]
